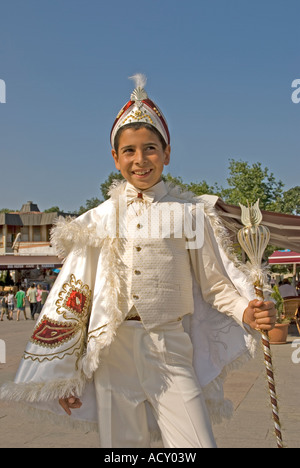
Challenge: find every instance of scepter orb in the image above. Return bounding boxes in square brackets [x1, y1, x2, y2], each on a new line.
[238, 200, 270, 270]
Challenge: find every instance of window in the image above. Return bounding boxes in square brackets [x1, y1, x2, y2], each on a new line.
[20, 226, 29, 242]
[33, 226, 41, 242]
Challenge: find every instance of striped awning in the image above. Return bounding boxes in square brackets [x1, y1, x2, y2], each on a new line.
[268, 250, 300, 264]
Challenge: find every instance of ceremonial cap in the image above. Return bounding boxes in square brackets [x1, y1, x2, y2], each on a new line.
[110, 74, 170, 148]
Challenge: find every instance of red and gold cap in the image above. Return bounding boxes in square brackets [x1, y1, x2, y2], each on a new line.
[110, 74, 170, 148]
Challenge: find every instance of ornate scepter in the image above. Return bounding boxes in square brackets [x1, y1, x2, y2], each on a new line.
[237, 200, 284, 449]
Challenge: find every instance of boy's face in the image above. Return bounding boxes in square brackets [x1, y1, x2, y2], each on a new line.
[111, 127, 171, 190]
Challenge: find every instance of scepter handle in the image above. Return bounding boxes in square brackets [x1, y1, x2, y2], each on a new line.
[254, 279, 283, 448]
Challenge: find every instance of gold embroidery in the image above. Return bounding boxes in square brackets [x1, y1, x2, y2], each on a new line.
[56, 274, 92, 319]
[26, 274, 92, 368]
[30, 316, 81, 349]
[122, 109, 154, 126]
[87, 323, 108, 342]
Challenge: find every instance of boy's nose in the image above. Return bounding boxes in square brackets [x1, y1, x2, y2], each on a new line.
[134, 150, 146, 164]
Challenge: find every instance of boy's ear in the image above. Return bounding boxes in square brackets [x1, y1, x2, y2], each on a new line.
[164, 145, 171, 166]
[111, 149, 120, 170]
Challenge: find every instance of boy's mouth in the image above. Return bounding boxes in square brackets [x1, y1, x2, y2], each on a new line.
[132, 169, 153, 177]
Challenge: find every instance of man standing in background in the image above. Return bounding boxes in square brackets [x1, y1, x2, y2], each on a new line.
[15, 287, 27, 321]
[26, 284, 37, 320]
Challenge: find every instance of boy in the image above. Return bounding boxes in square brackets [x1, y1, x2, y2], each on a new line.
[0, 75, 276, 448]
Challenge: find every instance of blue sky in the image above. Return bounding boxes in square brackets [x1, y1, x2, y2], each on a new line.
[0, 0, 299, 212]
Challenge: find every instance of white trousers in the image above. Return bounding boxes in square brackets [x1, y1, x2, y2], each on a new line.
[94, 320, 217, 448]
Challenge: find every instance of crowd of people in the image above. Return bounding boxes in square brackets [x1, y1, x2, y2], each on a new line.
[0, 283, 49, 322]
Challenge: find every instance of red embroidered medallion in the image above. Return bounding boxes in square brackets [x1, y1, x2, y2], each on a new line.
[27, 274, 92, 362]
[31, 318, 78, 348]
[66, 291, 86, 315]
[56, 274, 92, 318]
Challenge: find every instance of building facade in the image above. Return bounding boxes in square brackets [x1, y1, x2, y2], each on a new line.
[0, 201, 74, 272]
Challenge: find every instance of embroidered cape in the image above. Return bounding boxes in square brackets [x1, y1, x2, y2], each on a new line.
[0, 181, 260, 434]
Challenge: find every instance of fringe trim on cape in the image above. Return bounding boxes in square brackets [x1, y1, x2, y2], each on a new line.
[0, 375, 86, 403]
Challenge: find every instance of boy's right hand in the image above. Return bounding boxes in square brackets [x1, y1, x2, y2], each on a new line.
[59, 396, 82, 415]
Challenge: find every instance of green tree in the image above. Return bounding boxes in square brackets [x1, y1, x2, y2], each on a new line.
[44, 206, 60, 213]
[163, 173, 221, 197]
[220, 159, 284, 210]
[100, 172, 124, 200]
[279, 186, 300, 215]
[77, 197, 102, 215]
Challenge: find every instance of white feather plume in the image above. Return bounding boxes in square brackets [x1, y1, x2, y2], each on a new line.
[129, 73, 147, 89]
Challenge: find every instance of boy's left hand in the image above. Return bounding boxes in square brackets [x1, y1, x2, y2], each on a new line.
[243, 299, 277, 331]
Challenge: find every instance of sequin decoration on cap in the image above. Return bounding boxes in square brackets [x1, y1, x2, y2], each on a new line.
[110, 74, 170, 148]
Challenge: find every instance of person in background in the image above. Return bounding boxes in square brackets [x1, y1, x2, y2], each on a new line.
[26, 284, 37, 320]
[15, 287, 27, 321]
[7, 290, 15, 321]
[279, 278, 298, 298]
[36, 284, 43, 316]
[0, 293, 9, 321]
[40, 285, 49, 312]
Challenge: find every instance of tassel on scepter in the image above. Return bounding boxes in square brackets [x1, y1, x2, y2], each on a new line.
[237, 200, 284, 449]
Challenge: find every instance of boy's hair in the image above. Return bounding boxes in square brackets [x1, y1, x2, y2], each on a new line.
[113, 122, 168, 154]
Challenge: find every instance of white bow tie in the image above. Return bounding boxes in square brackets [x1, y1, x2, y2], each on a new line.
[126, 185, 155, 206]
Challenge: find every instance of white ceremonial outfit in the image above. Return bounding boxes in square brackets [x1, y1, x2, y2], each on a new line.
[0, 180, 259, 448]
[95, 181, 219, 448]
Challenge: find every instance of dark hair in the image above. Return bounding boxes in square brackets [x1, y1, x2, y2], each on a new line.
[113, 122, 168, 153]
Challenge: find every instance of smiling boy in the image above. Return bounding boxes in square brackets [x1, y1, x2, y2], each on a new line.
[0, 74, 276, 448]
[112, 124, 170, 190]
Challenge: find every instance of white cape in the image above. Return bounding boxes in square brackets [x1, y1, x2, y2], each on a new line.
[0, 182, 260, 436]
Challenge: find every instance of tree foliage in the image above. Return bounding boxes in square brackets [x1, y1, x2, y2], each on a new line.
[77, 197, 102, 215]
[44, 206, 60, 213]
[100, 172, 125, 201]
[0, 208, 13, 213]
[220, 159, 285, 211]
[278, 186, 300, 215]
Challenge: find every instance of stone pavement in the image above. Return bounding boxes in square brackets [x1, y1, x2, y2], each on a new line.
[0, 311, 299, 448]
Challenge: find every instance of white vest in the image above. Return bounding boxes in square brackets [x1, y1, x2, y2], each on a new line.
[117, 181, 202, 328]
[119, 234, 194, 328]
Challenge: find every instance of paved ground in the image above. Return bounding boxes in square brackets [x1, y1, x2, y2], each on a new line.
[0, 309, 299, 448]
